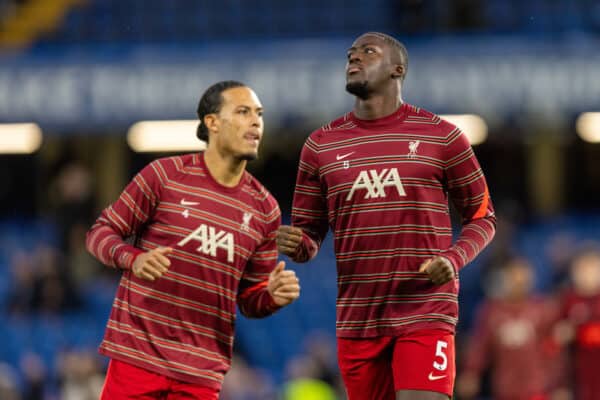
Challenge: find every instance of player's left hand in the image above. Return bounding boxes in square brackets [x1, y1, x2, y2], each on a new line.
[419, 256, 456, 285]
[268, 261, 300, 306]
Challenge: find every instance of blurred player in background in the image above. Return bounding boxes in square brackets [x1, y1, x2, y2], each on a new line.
[277, 32, 496, 400]
[456, 258, 559, 400]
[555, 247, 600, 400]
[86, 81, 300, 399]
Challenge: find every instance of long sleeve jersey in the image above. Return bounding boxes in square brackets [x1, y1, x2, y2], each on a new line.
[463, 298, 558, 399]
[291, 103, 496, 337]
[86, 152, 281, 389]
[558, 290, 600, 400]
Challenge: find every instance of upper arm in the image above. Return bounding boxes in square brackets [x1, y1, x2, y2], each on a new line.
[443, 128, 493, 222]
[291, 136, 329, 242]
[99, 160, 164, 237]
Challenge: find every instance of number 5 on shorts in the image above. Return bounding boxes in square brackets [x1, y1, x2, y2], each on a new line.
[433, 340, 448, 371]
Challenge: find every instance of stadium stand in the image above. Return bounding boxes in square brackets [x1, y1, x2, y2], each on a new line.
[1, 1, 600, 399]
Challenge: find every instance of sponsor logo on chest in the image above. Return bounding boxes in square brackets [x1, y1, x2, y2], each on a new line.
[177, 224, 235, 262]
[346, 167, 406, 200]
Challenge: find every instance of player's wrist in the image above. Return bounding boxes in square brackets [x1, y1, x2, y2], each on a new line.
[438, 253, 459, 276]
[115, 245, 145, 270]
[291, 231, 317, 263]
[266, 291, 284, 309]
[440, 256, 457, 276]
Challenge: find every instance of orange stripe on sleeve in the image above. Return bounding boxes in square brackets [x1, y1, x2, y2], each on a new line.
[472, 186, 490, 219]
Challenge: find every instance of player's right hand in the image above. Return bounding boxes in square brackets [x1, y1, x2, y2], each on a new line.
[132, 247, 173, 282]
[268, 261, 300, 306]
[276, 225, 303, 257]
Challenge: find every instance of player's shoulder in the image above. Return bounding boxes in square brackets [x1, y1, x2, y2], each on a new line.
[242, 173, 280, 216]
[146, 153, 197, 172]
[404, 104, 459, 138]
[137, 154, 203, 187]
[308, 112, 356, 142]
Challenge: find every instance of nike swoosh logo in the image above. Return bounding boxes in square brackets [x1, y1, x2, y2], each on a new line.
[336, 152, 355, 161]
[428, 372, 446, 381]
[180, 199, 199, 206]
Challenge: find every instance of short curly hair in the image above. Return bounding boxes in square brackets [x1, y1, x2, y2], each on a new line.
[360, 32, 408, 80]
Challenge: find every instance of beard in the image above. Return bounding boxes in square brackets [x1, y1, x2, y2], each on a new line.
[345, 80, 370, 100]
[238, 152, 258, 162]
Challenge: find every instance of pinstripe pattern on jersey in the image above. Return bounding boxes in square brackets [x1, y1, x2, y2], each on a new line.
[101, 341, 225, 383]
[292, 103, 496, 338]
[334, 224, 452, 239]
[336, 293, 458, 307]
[110, 298, 232, 345]
[319, 155, 446, 177]
[87, 153, 281, 388]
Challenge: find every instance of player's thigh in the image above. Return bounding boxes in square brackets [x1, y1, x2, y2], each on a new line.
[395, 389, 449, 400]
[100, 359, 169, 399]
[337, 336, 396, 400]
[166, 382, 219, 400]
[391, 330, 455, 398]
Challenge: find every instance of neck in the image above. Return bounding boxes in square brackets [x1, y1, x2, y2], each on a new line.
[203, 145, 246, 187]
[353, 85, 403, 120]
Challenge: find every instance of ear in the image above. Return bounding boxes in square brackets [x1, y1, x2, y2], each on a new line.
[203, 114, 220, 135]
[391, 64, 406, 80]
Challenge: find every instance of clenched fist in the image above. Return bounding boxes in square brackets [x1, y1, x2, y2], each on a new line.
[132, 247, 173, 282]
[276, 225, 303, 257]
[267, 261, 300, 306]
[419, 256, 456, 285]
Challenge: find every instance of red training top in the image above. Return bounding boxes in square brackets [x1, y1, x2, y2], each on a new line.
[87, 152, 281, 389]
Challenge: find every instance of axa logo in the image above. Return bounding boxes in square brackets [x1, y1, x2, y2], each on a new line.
[177, 224, 235, 262]
[346, 167, 406, 200]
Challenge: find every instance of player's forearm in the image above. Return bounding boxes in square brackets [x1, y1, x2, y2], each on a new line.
[237, 282, 282, 318]
[290, 188, 328, 262]
[440, 214, 496, 271]
[86, 221, 143, 270]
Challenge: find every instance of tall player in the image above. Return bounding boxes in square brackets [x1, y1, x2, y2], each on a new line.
[277, 32, 496, 400]
[87, 81, 300, 399]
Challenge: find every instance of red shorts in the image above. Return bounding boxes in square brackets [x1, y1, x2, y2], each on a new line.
[337, 329, 455, 400]
[100, 359, 220, 400]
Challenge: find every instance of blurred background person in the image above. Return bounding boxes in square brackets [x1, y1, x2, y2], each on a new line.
[56, 349, 104, 400]
[0, 362, 21, 400]
[554, 246, 600, 400]
[220, 354, 277, 400]
[456, 258, 560, 400]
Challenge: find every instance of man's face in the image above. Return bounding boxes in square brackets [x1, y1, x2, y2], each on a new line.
[345, 34, 395, 99]
[214, 87, 264, 161]
[503, 261, 533, 299]
[571, 253, 600, 295]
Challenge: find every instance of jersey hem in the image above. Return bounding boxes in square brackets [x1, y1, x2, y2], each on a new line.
[99, 347, 225, 390]
[335, 320, 456, 338]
